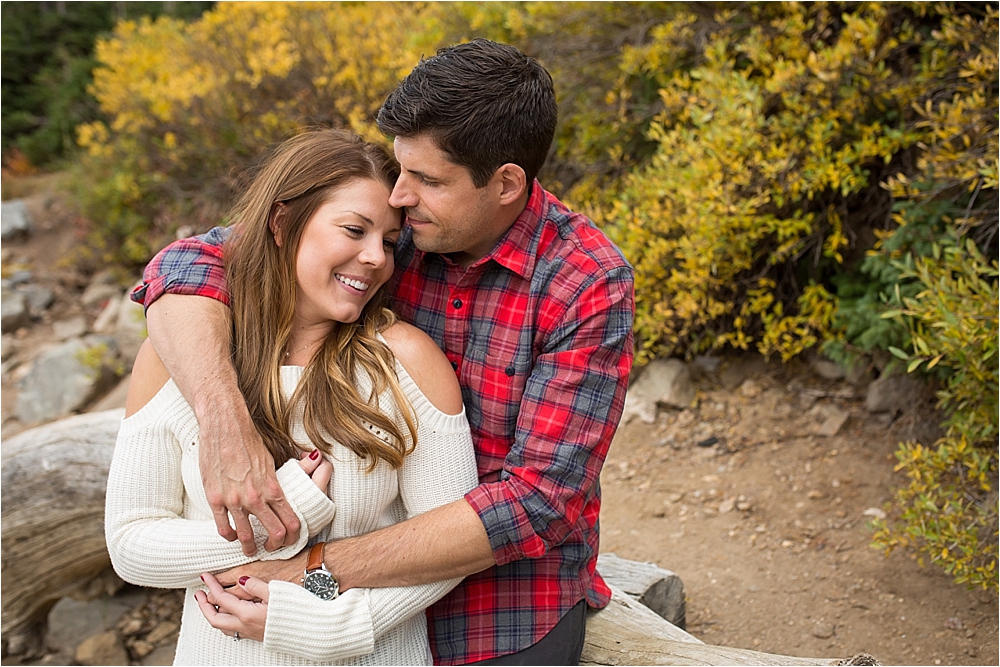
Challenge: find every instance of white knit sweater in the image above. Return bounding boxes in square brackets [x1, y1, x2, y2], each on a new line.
[105, 361, 479, 666]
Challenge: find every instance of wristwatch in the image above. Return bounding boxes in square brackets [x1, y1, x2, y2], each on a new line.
[301, 542, 339, 600]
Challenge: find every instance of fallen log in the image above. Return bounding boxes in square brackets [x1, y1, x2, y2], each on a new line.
[598, 552, 686, 628]
[1, 409, 125, 657]
[581, 586, 880, 665]
[1, 409, 879, 666]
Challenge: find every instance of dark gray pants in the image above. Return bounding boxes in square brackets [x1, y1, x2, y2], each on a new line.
[468, 599, 588, 666]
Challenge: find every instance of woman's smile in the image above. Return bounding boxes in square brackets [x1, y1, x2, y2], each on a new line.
[335, 273, 372, 294]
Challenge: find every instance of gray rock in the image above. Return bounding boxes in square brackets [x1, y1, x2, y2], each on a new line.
[865, 372, 927, 413]
[809, 357, 845, 381]
[75, 631, 128, 666]
[46, 594, 138, 655]
[20, 283, 56, 315]
[53, 315, 88, 340]
[1, 288, 29, 332]
[623, 358, 696, 423]
[622, 390, 657, 424]
[812, 622, 835, 639]
[739, 378, 762, 398]
[16, 335, 120, 424]
[1, 199, 32, 239]
[817, 410, 850, 437]
[692, 355, 721, 374]
[9, 269, 33, 285]
[81, 283, 122, 308]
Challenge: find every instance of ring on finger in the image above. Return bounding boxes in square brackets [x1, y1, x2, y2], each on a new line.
[233, 631, 240, 642]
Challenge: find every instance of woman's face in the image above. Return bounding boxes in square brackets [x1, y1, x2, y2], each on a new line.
[291, 178, 400, 328]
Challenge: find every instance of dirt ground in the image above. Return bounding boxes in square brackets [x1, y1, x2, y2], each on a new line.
[600, 358, 999, 665]
[3, 186, 998, 665]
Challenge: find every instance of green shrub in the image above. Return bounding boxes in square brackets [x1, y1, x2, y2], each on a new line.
[872, 237, 998, 590]
[822, 192, 954, 371]
[74, 2, 431, 265]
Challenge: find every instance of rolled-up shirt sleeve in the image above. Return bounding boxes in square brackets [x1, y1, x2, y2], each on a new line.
[464, 266, 634, 565]
[131, 226, 233, 310]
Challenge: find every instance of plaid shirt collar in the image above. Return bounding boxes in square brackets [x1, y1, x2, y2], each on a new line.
[420, 180, 544, 280]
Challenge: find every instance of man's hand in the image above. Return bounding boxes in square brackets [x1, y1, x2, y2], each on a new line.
[145, 294, 301, 555]
[198, 399, 301, 555]
[216, 548, 310, 588]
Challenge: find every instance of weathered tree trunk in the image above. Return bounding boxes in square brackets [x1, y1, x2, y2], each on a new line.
[1, 409, 124, 657]
[582, 585, 844, 665]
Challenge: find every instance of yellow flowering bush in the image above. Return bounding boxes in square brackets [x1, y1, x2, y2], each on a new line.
[600, 3, 942, 363]
[75, 2, 428, 265]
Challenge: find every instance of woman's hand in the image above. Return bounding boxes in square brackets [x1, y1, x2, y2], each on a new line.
[195, 572, 269, 642]
[298, 449, 332, 492]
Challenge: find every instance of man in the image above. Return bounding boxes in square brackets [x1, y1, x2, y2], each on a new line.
[134, 39, 634, 665]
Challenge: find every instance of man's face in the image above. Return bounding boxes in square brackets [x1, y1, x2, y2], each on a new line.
[389, 134, 506, 266]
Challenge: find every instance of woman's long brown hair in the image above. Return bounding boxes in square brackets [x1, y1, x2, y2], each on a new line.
[224, 129, 416, 470]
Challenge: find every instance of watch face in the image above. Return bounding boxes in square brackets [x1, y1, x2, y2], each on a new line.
[303, 571, 338, 600]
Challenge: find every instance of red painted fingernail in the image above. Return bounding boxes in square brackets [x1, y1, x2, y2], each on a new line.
[200, 575, 205, 582]
[239, 576, 249, 586]
[309, 450, 320, 460]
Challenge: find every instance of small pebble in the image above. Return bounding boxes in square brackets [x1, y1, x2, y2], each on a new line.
[812, 622, 835, 639]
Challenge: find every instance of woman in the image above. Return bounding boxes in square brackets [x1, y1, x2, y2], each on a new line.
[104, 129, 479, 665]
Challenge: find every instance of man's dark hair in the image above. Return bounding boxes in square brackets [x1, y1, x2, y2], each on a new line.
[376, 39, 557, 188]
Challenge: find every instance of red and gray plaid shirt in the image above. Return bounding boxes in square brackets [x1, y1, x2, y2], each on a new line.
[133, 182, 635, 664]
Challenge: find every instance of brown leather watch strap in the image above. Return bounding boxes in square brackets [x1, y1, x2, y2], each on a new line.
[306, 542, 326, 572]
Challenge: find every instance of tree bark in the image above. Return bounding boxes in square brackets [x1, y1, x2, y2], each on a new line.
[1, 409, 124, 657]
[582, 585, 842, 665]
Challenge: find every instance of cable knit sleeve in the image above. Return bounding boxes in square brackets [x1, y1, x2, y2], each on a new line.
[262, 364, 478, 662]
[104, 380, 336, 589]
